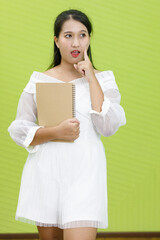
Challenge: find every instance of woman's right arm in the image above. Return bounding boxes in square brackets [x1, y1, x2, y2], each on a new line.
[8, 91, 59, 153]
[8, 91, 80, 153]
[29, 125, 60, 146]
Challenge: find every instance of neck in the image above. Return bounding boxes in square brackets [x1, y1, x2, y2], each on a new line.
[58, 59, 79, 74]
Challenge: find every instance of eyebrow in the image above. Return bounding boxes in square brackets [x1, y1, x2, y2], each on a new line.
[63, 30, 87, 34]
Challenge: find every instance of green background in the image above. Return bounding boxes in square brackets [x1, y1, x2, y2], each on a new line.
[0, 0, 160, 233]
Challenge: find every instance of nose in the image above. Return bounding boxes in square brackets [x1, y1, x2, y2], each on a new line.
[72, 37, 80, 47]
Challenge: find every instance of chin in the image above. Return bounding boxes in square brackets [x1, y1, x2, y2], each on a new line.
[71, 59, 79, 64]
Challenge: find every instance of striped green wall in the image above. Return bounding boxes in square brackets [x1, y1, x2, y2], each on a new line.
[0, 0, 159, 233]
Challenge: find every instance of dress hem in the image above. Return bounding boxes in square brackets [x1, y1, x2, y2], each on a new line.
[15, 215, 108, 229]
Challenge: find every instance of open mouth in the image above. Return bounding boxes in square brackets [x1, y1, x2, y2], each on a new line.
[71, 50, 80, 58]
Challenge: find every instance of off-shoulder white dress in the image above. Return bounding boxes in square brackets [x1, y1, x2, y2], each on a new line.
[8, 70, 126, 229]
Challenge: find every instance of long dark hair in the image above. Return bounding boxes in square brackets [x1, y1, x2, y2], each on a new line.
[45, 9, 97, 70]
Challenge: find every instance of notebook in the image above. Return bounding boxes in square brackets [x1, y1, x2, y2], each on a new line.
[36, 82, 76, 142]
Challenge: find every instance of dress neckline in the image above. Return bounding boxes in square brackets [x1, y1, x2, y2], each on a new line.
[34, 71, 106, 83]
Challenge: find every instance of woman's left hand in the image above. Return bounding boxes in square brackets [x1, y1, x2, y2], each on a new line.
[73, 48, 95, 82]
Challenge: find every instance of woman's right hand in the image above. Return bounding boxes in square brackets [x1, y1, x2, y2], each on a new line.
[56, 118, 80, 141]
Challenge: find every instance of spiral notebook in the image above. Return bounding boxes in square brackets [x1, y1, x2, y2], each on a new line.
[36, 82, 76, 142]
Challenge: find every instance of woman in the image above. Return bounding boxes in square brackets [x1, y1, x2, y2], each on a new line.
[8, 9, 126, 240]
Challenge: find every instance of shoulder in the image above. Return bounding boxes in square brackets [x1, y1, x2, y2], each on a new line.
[23, 71, 41, 94]
[98, 70, 119, 91]
[42, 69, 56, 77]
[42, 69, 53, 74]
[42, 67, 57, 75]
[97, 70, 115, 79]
[93, 69, 114, 77]
[93, 70, 115, 83]
[93, 69, 102, 74]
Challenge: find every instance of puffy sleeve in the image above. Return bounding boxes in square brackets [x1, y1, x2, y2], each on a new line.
[89, 71, 126, 137]
[8, 91, 44, 153]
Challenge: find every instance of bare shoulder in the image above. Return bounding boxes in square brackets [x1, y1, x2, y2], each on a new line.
[42, 70, 49, 74]
[93, 69, 102, 73]
[42, 68, 55, 74]
[42, 68, 58, 77]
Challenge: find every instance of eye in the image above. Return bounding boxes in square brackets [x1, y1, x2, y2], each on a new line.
[80, 33, 86, 37]
[65, 33, 86, 38]
[65, 34, 71, 38]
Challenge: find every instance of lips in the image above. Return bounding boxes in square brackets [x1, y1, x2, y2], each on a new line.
[71, 50, 80, 58]
[71, 50, 80, 54]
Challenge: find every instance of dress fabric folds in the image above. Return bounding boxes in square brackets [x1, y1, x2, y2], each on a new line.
[8, 70, 126, 229]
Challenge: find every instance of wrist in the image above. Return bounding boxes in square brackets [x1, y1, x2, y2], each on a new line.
[51, 125, 61, 140]
[88, 74, 98, 84]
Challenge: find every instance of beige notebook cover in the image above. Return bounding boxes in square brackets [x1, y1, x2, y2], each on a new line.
[36, 82, 76, 142]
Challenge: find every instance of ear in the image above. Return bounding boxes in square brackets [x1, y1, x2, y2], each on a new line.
[54, 36, 59, 48]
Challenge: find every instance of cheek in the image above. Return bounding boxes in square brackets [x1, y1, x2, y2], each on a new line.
[82, 39, 90, 49]
[60, 41, 69, 54]
[61, 39, 68, 47]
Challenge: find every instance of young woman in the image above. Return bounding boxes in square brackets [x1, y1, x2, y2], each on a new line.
[8, 9, 126, 240]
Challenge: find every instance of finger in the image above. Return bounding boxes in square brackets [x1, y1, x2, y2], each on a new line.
[69, 118, 79, 123]
[81, 69, 85, 76]
[84, 48, 88, 61]
[74, 63, 81, 75]
[74, 63, 77, 70]
[73, 118, 80, 123]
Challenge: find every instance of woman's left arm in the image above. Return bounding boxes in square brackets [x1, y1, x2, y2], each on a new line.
[73, 48, 126, 137]
[88, 71, 126, 137]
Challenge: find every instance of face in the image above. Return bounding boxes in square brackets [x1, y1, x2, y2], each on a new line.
[54, 19, 90, 64]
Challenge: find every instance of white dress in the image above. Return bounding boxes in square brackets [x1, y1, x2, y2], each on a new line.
[8, 70, 126, 229]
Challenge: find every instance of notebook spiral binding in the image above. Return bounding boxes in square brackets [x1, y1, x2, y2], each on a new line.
[72, 83, 76, 117]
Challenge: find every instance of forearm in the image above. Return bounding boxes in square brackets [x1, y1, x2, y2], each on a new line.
[30, 126, 60, 146]
[89, 75, 104, 112]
